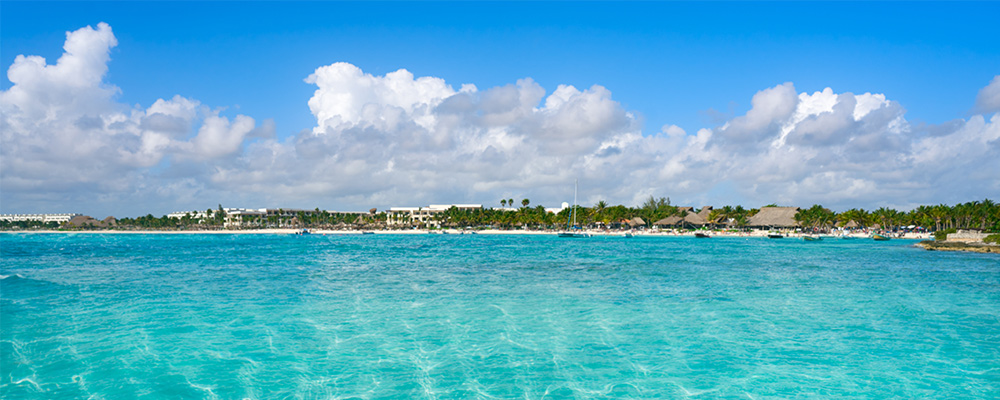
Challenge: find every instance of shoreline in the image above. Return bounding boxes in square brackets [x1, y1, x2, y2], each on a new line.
[2, 229, 931, 239]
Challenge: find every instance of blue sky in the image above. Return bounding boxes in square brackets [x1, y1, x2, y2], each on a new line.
[2, 2, 999, 217]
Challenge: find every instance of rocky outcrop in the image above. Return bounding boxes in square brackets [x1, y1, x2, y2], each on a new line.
[917, 241, 1000, 254]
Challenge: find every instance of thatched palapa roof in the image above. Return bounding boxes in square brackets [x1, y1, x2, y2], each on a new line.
[653, 216, 684, 227]
[682, 207, 711, 226]
[68, 215, 105, 228]
[697, 206, 713, 221]
[747, 207, 800, 228]
[628, 217, 646, 227]
[654, 206, 714, 227]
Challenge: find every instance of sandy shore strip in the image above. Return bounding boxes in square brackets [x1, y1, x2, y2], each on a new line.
[4, 229, 931, 239]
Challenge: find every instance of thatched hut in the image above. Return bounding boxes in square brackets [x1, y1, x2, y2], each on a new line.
[696, 206, 713, 225]
[654, 206, 713, 228]
[682, 207, 711, 226]
[67, 215, 104, 228]
[747, 207, 800, 229]
[628, 217, 646, 227]
[653, 215, 684, 228]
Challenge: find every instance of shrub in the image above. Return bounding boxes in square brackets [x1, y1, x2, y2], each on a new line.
[985, 234, 1000, 245]
[934, 228, 957, 241]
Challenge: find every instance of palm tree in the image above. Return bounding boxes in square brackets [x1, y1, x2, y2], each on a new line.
[501, 199, 507, 208]
[522, 199, 530, 208]
[592, 200, 608, 225]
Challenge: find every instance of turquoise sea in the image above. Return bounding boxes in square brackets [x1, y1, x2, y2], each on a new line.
[1, 233, 998, 398]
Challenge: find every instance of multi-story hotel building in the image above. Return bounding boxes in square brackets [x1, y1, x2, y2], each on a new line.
[0, 213, 82, 224]
[387, 204, 483, 226]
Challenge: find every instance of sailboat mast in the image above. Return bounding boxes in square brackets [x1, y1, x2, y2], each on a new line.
[573, 179, 578, 228]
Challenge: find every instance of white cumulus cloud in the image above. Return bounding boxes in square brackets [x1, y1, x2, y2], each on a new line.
[2, 23, 997, 217]
[0, 23, 267, 215]
[975, 75, 1000, 114]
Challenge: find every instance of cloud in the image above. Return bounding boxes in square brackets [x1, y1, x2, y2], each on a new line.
[0, 23, 264, 215]
[2, 23, 997, 217]
[975, 75, 1000, 114]
[212, 69, 641, 209]
[220, 67, 996, 212]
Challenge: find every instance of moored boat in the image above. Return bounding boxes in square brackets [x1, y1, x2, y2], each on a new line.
[557, 180, 589, 239]
[803, 235, 821, 241]
[872, 234, 890, 241]
[768, 234, 784, 239]
[695, 232, 711, 238]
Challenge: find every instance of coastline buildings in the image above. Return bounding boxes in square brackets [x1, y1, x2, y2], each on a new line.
[388, 204, 483, 227]
[166, 210, 211, 220]
[166, 208, 368, 228]
[0, 213, 81, 224]
[652, 206, 714, 229]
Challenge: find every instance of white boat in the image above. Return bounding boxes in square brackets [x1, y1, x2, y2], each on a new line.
[558, 180, 589, 238]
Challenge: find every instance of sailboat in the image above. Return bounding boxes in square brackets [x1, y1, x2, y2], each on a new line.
[558, 180, 589, 238]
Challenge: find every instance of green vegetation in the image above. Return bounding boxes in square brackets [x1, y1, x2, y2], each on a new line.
[4, 198, 997, 233]
[934, 228, 957, 241]
[0, 220, 60, 230]
[985, 234, 1000, 245]
[795, 205, 837, 231]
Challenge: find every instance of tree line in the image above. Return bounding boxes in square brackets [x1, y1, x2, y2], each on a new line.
[793, 200, 999, 233]
[4, 198, 997, 233]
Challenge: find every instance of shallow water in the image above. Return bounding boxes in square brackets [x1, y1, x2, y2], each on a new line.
[2, 233, 998, 398]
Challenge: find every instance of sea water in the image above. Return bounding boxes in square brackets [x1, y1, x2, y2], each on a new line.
[1, 233, 998, 399]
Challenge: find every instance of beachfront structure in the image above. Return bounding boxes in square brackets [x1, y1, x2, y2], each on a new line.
[224, 208, 368, 228]
[223, 208, 268, 227]
[166, 208, 367, 228]
[0, 213, 81, 224]
[388, 204, 483, 227]
[652, 206, 713, 229]
[167, 210, 211, 220]
[747, 206, 801, 229]
[67, 215, 117, 228]
[545, 202, 571, 215]
[628, 217, 646, 228]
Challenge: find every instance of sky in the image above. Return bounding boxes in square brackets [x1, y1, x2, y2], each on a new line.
[2, 1, 999, 218]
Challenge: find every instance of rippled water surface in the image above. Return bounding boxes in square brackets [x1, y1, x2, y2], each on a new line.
[2, 233, 999, 398]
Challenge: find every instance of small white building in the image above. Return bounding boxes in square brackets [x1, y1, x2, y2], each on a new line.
[223, 208, 268, 227]
[167, 210, 211, 220]
[388, 204, 482, 226]
[0, 213, 82, 224]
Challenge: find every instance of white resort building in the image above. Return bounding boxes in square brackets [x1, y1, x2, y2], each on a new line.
[168, 208, 368, 228]
[0, 213, 82, 224]
[388, 204, 483, 227]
